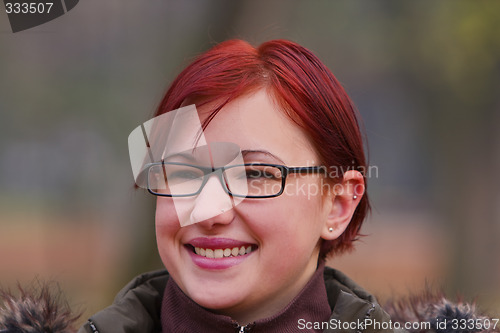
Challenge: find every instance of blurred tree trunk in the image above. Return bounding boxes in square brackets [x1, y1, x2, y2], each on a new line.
[420, 3, 500, 299]
[432, 90, 500, 299]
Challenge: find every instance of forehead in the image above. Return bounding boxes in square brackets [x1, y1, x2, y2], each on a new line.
[197, 89, 318, 165]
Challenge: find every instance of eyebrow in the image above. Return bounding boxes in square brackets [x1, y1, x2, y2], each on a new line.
[241, 150, 285, 164]
[162, 149, 285, 165]
[162, 151, 197, 162]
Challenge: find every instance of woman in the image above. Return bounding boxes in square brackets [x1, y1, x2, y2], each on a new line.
[80, 39, 392, 333]
[0, 38, 496, 333]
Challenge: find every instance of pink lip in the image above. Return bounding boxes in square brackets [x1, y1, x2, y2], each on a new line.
[186, 249, 253, 270]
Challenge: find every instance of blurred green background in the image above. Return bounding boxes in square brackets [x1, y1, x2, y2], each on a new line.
[1, 0, 499, 324]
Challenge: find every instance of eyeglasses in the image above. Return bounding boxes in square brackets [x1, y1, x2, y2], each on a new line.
[146, 162, 326, 198]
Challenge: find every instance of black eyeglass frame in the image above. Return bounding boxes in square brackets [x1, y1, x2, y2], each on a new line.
[145, 162, 327, 199]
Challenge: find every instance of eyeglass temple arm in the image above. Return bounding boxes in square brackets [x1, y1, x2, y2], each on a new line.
[140, 124, 155, 163]
[287, 166, 327, 174]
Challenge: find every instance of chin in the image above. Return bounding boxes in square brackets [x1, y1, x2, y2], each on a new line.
[188, 287, 245, 311]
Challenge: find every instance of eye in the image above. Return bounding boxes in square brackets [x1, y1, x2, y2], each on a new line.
[246, 169, 263, 179]
[150, 164, 204, 182]
[245, 165, 282, 180]
[168, 169, 203, 180]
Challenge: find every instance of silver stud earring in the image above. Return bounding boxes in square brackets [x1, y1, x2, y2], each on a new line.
[328, 227, 334, 232]
[353, 195, 358, 200]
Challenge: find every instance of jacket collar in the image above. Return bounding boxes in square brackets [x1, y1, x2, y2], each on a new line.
[160, 262, 331, 332]
[81, 266, 393, 333]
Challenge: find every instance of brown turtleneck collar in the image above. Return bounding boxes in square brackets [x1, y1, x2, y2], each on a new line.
[160, 262, 331, 332]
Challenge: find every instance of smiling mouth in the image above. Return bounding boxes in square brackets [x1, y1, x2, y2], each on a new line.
[186, 245, 256, 258]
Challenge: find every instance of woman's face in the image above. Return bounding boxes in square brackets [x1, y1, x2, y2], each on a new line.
[155, 89, 336, 323]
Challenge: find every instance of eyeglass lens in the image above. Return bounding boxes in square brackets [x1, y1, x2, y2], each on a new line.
[148, 164, 284, 197]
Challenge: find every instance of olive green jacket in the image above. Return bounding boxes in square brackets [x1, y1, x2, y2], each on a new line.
[79, 268, 401, 333]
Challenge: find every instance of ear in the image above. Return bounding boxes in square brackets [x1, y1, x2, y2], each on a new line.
[321, 170, 365, 240]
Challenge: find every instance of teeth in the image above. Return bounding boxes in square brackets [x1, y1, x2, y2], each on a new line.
[214, 249, 223, 259]
[193, 246, 254, 258]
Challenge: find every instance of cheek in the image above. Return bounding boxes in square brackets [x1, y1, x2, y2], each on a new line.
[285, 192, 326, 246]
[245, 193, 325, 248]
[155, 198, 180, 243]
[155, 199, 185, 273]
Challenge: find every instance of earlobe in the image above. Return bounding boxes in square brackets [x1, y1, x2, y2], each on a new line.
[321, 170, 364, 240]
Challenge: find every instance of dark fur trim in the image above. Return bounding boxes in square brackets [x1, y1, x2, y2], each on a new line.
[0, 280, 80, 333]
[1, 279, 498, 333]
[385, 289, 499, 333]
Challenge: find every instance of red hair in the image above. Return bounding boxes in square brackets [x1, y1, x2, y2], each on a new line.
[154, 39, 369, 257]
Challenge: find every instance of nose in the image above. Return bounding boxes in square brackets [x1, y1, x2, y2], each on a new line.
[189, 173, 234, 227]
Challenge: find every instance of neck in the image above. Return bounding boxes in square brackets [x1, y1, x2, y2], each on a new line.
[161, 260, 331, 333]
